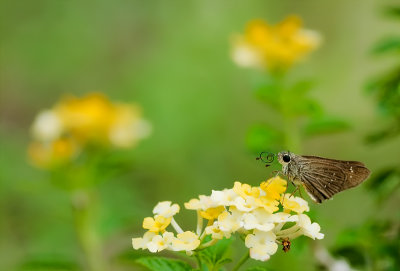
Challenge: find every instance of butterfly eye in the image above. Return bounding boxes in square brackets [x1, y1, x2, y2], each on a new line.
[283, 154, 291, 163]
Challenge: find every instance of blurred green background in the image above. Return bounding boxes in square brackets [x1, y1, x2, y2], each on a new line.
[1, 0, 399, 270]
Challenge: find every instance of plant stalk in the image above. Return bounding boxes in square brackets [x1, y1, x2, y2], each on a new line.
[71, 189, 105, 271]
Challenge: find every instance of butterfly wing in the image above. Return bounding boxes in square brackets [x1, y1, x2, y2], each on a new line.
[296, 156, 370, 203]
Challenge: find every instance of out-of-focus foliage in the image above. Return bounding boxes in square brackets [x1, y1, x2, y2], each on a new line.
[331, 5, 400, 271]
[1, 1, 400, 271]
[367, 6, 400, 143]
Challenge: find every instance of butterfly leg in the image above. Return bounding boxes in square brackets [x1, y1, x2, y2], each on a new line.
[270, 170, 282, 177]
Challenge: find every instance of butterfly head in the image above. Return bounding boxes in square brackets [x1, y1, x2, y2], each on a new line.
[277, 151, 293, 165]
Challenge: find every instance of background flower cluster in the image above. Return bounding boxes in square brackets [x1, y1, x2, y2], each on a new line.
[28, 93, 151, 168]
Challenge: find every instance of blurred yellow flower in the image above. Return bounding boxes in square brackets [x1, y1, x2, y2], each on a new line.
[28, 138, 78, 168]
[28, 92, 150, 169]
[231, 15, 321, 71]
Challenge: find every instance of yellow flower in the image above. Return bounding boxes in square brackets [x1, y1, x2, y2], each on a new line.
[28, 138, 78, 169]
[260, 176, 287, 201]
[233, 181, 260, 199]
[199, 206, 225, 220]
[231, 15, 321, 71]
[142, 216, 171, 233]
[281, 193, 310, 213]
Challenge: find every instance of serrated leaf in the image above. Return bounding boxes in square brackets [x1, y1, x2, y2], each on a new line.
[136, 257, 193, 271]
[246, 124, 283, 153]
[303, 116, 350, 136]
[372, 37, 400, 54]
[198, 238, 232, 271]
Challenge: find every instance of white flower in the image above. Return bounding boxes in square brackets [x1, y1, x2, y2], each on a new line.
[31, 110, 63, 141]
[205, 221, 232, 240]
[231, 37, 263, 69]
[210, 188, 238, 206]
[230, 196, 257, 212]
[217, 207, 244, 233]
[185, 195, 219, 211]
[275, 214, 324, 240]
[132, 231, 157, 250]
[153, 201, 180, 218]
[147, 232, 174, 253]
[243, 208, 297, 232]
[245, 230, 278, 261]
[298, 214, 324, 240]
[109, 119, 152, 148]
[170, 231, 200, 252]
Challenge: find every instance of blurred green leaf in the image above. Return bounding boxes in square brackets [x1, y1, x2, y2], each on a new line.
[372, 37, 400, 54]
[286, 97, 323, 117]
[384, 6, 400, 18]
[366, 167, 400, 202]
[332, 246, 367, 268]
[246, 124, 283, 154]
[289, 80, 315, 96]
[136, 257, 193, 271]
[198, 237, 232, 271]
[365, 125, 400, 144]
[303, 116, 350, 136]
[255, 78, 282, 109]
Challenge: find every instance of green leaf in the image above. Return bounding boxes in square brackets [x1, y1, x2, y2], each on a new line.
[246, 124, 283, 154]
[198, 238, 232, 271]
[303, 116, 350, 136]
[372, 37, 400, 54]
[136, 257, 193, 271]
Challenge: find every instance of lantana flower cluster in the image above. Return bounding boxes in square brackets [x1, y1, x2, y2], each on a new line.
[28, 93, 151, 168]
[231, 15, 321, 71]
[132, 177, 324, 261]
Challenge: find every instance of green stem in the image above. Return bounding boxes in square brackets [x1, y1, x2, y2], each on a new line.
[274, 73, 301, 153]
[232, 251, 250, 271]
[71, 189, 105, 271]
